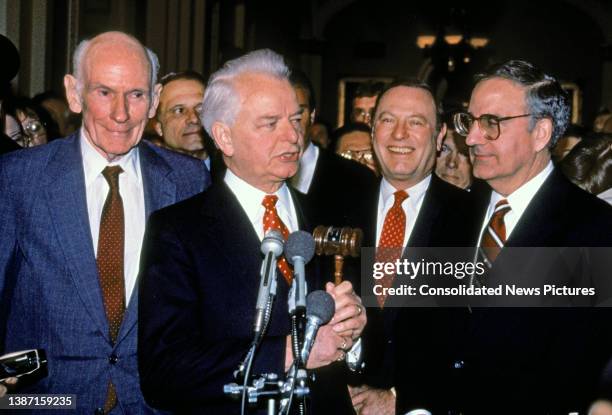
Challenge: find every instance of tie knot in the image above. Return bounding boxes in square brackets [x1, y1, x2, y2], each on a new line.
[102, 166, 123, 190]
[393, 190, 408, 207]
[494, 199, 511, 216]
[262, 195, 279, 210]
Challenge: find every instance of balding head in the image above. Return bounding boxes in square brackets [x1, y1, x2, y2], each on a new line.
[72, 31, 159, 98]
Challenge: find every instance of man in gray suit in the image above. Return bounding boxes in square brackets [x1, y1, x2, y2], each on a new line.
[0, 31, 209, 413]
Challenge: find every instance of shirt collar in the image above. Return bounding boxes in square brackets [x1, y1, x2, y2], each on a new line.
[380, 174, 432, 207]
[80, 127, 140, 187]
[224, 168, 293, 223]
[489, 161, 554, 214]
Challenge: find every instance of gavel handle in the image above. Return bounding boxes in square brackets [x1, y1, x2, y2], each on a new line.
[334, 255, 344, 285]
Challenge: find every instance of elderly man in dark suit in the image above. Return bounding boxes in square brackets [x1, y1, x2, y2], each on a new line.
[0, 31, 209, 413]
[138, 49, 366, 414]
[395, 60, 612, 414]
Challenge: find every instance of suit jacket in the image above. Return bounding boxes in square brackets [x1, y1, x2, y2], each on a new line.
[395, 169, 612, 414]
[304, 148, 378, 227]
[138, 179, 355, 415]
[348, 175, 480, 390]
[0, 133, 209, 413]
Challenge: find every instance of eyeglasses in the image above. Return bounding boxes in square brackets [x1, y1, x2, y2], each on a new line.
[453, 112, 532, 141]
[340, 149, 374, 163]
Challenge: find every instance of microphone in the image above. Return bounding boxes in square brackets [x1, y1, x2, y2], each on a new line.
[300, 290, 335, 365]
[254, 229, 284, 336]
[286, 231, 316, 314]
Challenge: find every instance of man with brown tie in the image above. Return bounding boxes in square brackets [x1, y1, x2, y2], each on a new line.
[138, 49, 366, 414]
[348, 79, 479, 415]
[395, 60, 612, 414]
[0, 31, 209, 413]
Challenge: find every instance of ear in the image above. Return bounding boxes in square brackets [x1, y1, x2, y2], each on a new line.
[532, 117, 553, 152]
[211, 121, 234, 157]
[310, 108, 317, 124]
[148, 83, 163, 119]
[436, 122, 447, 151]
[154, 120, 163, 137]
[64, 75, 83, 114]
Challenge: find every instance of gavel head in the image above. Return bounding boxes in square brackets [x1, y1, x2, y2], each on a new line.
[312, 226, 363, 258]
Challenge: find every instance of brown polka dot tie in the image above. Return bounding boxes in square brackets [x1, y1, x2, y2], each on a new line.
[262, 195, 293, 284]
[375, 190, 408, 308]
[97, 166, 125, 414]
[479, 199, 511, 266]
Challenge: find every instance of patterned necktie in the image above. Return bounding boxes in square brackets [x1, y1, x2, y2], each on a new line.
[262, 195, 293, 284]
[479, 199, 511, 266]
[96, 166, 125, 414]
[375, 190, 409, 308]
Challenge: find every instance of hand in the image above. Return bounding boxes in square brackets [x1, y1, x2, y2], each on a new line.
[326, 281, 367, 340]
[349, 385, 395, 415]
[302, 324, 354, 369]
[0, 377, 18, 398]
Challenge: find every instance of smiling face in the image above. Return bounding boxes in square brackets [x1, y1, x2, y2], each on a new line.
[64, 34, 160, 161]
[211, 72, 304, 193]
[155, 78, 205, 152]
[372, 86, 444, 189]
[465, 77, 552, 195]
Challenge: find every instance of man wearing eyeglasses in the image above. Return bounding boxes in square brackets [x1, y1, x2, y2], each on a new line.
[440, 60, 612, 413]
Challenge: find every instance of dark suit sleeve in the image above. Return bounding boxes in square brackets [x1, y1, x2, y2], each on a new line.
[138, 210, 247, 411]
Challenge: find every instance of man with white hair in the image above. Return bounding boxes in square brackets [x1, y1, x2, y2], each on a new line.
[138, 49, 366, 414]
[0, 31, 209, 413]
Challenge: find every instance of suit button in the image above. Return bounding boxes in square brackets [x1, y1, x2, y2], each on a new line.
[452, 360, 465, 369]
[109, 354, 118, 364]
[94, 408, 104, 415]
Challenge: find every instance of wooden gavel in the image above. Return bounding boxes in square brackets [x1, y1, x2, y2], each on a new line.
[312, 226, 363, 285]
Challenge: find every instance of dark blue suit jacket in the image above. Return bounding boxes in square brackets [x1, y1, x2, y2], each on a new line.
[138, 179, 355, 415]
[0, 133, 209, 413]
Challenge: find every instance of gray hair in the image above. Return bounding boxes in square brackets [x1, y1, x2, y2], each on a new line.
[475, 60, 570, 147]
[200, 49, 290, 136]
[72, 35, 160, 97]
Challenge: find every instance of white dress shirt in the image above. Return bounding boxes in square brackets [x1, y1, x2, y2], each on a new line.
[477, 161, 554, 245]
[291, 142, 319, 194]
[376, 175, 432, 247]
[224, 169, 299, 240]
[80, 129, 146, 305]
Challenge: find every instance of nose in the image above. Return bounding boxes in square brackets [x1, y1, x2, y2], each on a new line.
[111, 95, 129, 123]
[465, 123, 484, 147]
[187, 108, 199, 125]
[392, 120, 406, 140]
[284, 119, 300, 144]
[446, 153, 458, 169]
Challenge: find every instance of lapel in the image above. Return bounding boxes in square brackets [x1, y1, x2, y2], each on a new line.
[42, 134, 111, 342]
[406, 175, 444, 248]
[118, 142, 177, 344]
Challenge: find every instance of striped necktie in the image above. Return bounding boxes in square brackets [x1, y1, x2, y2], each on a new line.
[478, 199, 511, 267]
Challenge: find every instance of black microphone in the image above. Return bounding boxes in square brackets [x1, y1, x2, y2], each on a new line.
[300, 290, 335, 364]
[286, 231, 316, 314]
[254, 229, 284, 336]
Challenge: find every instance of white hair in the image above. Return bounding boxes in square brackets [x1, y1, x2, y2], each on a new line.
[72, 35, 160, 97]
[200, 49, 290, 135]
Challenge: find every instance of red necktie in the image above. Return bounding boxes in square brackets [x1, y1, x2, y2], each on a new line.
[375, 190, 409, 308]
[479, 199, 511, 266]
[262, 195, 293, 284]
[96, 166, 125, 414]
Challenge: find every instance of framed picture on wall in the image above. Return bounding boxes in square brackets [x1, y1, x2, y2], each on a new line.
[561, 82, 582, 124]
[337, 77, 393, 127]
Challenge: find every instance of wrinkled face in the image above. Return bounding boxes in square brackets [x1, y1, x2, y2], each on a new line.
[214, 73, 303, 192]
[372, 86, 443, 189]
[294, 86, 314, 146]
[466, 78, 549, 194]
[65, 41, 160, 161]
[155, 79, 205, 152]
[435, 131, 472, 189]
[336, 130, 378, 173]
[351, 95, 377, 126]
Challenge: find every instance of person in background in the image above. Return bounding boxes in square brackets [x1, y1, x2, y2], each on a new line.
[552, 123, 588, 162]
[434, 124, 473, 189]
[350, 81, 384, 127]
[334, 122, 379, 174]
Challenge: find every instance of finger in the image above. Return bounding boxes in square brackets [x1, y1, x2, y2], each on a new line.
[333, 313, 367, 334]
[351, 389, 369, 406]
[332, 299, 362, 323]
[0, 384, 6, 398]
[5, 377, 17, 385]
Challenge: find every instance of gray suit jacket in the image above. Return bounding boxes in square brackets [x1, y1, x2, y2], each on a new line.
[0, 133, 210, 413]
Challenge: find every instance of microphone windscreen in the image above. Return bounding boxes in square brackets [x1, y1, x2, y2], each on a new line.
[306, 290, 335, 324]
[285, 230, 316, 264]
